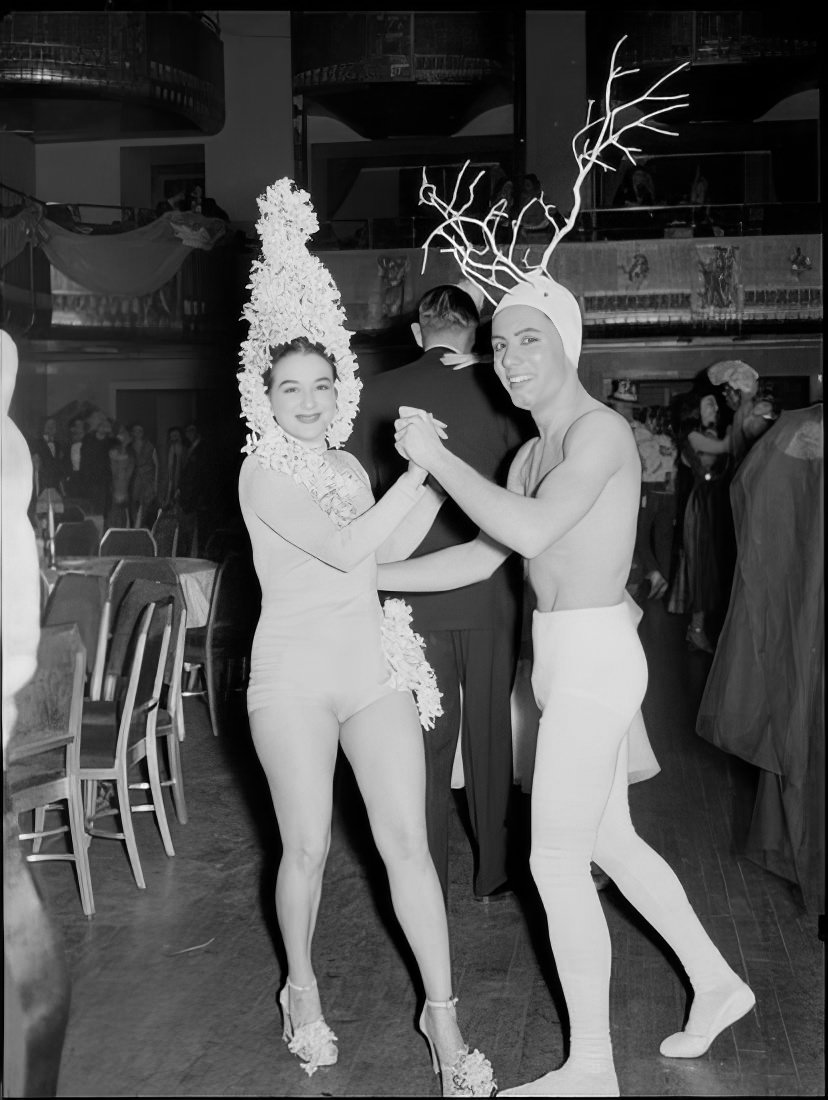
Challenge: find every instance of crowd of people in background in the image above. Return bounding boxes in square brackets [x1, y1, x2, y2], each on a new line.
[28, 411, 218, 555]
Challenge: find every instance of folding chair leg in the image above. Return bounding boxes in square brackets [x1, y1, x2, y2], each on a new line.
[32, 806, 46, 853]
[146, 739, 175, 858]
[166, 733, 188, 825]
[114, 775, 146, 889]
[205, 652, 221, 737]
[67, 778, 95, 918]
[84, 779, 97, 825]
[175, 696, 187, 743]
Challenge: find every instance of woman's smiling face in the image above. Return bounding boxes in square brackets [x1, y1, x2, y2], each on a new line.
[268, 351, 337, 446]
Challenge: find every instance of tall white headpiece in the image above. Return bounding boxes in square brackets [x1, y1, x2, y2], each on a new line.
[419, 38, 689, 369]
[238, 179, 361, 473]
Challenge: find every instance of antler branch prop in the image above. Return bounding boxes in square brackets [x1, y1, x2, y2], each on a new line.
[419, 35, 689, 299]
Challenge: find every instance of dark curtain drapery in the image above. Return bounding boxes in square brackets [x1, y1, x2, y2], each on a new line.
[696, 406, 824, 912]
[1, 206, 229, 296]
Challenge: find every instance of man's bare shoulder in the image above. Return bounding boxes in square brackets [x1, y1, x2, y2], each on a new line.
[563, 405, 636, 453]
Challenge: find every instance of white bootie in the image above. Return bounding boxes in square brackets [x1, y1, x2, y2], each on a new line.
[659, 977, 755, 1058]
[499, 1063, 619, 1097]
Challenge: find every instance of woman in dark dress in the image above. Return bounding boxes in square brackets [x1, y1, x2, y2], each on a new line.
[670, 383, 735, 652]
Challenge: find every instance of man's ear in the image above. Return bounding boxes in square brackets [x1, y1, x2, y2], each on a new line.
[411, 322, 423, 349]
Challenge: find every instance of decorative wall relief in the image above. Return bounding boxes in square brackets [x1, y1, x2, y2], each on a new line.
[377, 254, 410, 318]
[695, 243, 742, 313]
[619, 251, 650, 288]
[789, 246, 813, 278]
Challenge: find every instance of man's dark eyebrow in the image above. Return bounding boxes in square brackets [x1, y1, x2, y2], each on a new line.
[493, 327, 543, 338]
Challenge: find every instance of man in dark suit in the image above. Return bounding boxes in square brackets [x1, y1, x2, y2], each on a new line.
[348, 284, 530, 901]
[30, 417, 66, 496]
[79, 412, 115, 517]
[178, 422, 213, 555]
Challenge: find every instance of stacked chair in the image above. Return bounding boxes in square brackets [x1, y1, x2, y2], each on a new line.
[79, 593, 175, 888]
[53, 520, 100, 557]
[99, 527, 157, 557]
[42, 573, 111, 701]
[183, 551, 259, 736]
[7, 624, 95, 917]
[102, 578, 188, 820]
[12, 569, 194, 911]
[109, 558, 178, 621]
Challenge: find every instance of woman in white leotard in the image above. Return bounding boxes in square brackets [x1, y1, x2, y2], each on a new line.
[238, 333, 495, 1098]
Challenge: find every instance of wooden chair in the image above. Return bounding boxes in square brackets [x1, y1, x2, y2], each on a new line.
[7, 624, 95, 918]
[42, 572, 111, 701]
[153, 601, 189, 824]
[78, 598, 173, 888]
[183, 552, 259, 736]
[53, 520, 100, 557]
[105, 578, 188, 824]
[109, 558, 179, 628]
[99, 527, 157, 558]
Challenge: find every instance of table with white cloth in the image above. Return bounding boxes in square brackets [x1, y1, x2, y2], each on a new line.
[41, 556, 218, 628]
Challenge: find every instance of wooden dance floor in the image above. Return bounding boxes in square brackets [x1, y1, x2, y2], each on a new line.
[38, 599, 823, 1096]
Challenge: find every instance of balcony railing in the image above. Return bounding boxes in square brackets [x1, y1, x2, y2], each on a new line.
[0, 10, 225, 137]
[1, 188, 245, 340]
[309, 201, 821, 252]
[588, 10, 818, 67]
[2, 187, 820, 341]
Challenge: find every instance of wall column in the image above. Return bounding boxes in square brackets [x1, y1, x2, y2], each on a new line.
[524, 11, 588, 214]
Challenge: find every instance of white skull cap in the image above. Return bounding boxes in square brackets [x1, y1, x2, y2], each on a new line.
[493, 273, 583, 370]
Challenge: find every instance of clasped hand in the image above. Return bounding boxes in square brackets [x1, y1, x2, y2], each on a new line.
[395, 406, 447, 474]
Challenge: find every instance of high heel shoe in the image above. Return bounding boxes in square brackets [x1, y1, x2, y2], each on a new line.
[419, 995, 497, 1097]
[686, 626, 714, 654]
[278, 977, 338, 1078]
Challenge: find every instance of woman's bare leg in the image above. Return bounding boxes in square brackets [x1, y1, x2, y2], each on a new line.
[250, 701, 339, 1028]
[340, 690, 465, 1063]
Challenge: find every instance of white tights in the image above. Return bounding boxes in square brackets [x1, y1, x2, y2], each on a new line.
[524, 604, 740, 1092]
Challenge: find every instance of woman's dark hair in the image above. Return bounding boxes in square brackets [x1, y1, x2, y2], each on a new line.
[689, 367, 732, 435]
[263, 336, 338, 392]
[673, 387, 730, 442]
[673, 392, 704, 440]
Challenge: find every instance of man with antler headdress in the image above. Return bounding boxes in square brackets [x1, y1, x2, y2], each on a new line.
[378, 40, 755, 1097]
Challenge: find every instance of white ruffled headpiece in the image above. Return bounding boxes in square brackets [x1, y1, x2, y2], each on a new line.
[238, 179, 361, 475]
[707, 359, 759, 395]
